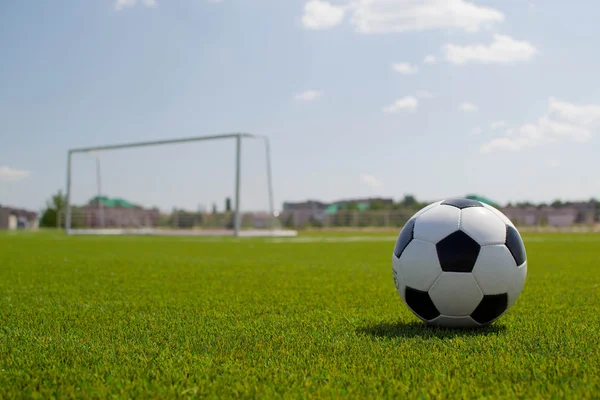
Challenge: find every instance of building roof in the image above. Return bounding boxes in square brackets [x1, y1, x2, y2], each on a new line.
[325, 202, 371, 214]
[0, 205, 38, 219]
[465, 194, 500, 208]
[89, 196, 140, 209]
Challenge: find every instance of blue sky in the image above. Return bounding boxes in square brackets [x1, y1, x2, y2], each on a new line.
[1, 0, 600, 213]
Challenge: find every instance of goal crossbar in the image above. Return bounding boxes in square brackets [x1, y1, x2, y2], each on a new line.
[64, 132, 295, 237]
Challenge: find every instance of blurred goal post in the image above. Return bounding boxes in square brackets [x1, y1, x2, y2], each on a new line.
[64, 133, 297, 237]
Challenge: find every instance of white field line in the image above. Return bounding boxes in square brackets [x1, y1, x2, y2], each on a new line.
[265, 236, 398, 243]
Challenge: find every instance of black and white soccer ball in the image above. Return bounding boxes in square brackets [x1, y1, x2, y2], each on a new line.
[392, 198, 527, 328]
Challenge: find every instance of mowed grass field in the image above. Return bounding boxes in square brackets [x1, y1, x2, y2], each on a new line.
[1, 230, 599, 399]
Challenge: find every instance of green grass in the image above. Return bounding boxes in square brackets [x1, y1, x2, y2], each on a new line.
[1, 231, 599, 399]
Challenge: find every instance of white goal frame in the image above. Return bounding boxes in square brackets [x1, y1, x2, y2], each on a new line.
[64, 133, 296, 237]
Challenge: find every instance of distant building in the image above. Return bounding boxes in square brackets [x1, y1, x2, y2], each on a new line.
[563, 201, 596, 224]
[501, 206, 539, 226]
[281, 197, 394, 227]
[282, 200, 329, 212]
[0, 205, 38, 230]
[501, 206, 580, 227]
[78, 196, 160, 228]
[543, 206, 578, 227]
[283, 198, 394, 212]
[330, 197, 394, 210]
[280, 196, 598, 229]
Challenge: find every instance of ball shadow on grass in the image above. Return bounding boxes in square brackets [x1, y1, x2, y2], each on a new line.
[357, 320, 506, 339]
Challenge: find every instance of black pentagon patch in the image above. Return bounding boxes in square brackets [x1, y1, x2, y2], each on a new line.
[441, 198, 484, 209]
[436, 230, 481, 272]
[405, 286, 440, 320]
[394, 219, 416, 258]
[471, 293, 508, 325]
[505, 225, 526, 266]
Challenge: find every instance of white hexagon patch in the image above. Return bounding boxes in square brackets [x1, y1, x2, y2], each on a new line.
[429, 272, 483, 316]
[396, 239, 443, 292]
[481, 203, 516, 229]
[411, 200, 443, 219]
[507, 261, 527, 308]
[413, 205, 460, 244]
[472, 245, 516, 295]
[460, 207, 507, 245]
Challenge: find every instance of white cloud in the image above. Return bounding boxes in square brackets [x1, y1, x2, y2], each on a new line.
[348, 0, 504, 34]
[443, 34, 537, 65]
[548, 159, 560, 168]
[0, 166, 31, 183]
[115, 0, 135, 10]
[480, 97, 599, 153]
[359, 173, 383, 188]
[302, 0, 345, 30]
[114, 0, 156, 10]
[300, 0, 504, 34]
[470, 127, 482, 136]
[490, 120, 508, 130]
[392, 62, 418, 74]
[295, 90, 323, 101]
[460, 102, 478, 112]
[480, 137, 522, 153]
[535, 116, 590, 141]
[423, 55, 437, 64]
[416, 90, 435, 99]
[547, 96, 600, 126]
[383, 96, 418, 113]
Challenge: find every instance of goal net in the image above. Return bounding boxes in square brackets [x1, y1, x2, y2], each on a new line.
[64, 133, 296, 237]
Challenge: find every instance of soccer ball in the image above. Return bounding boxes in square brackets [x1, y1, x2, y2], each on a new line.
[392, 198, 527, 328]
